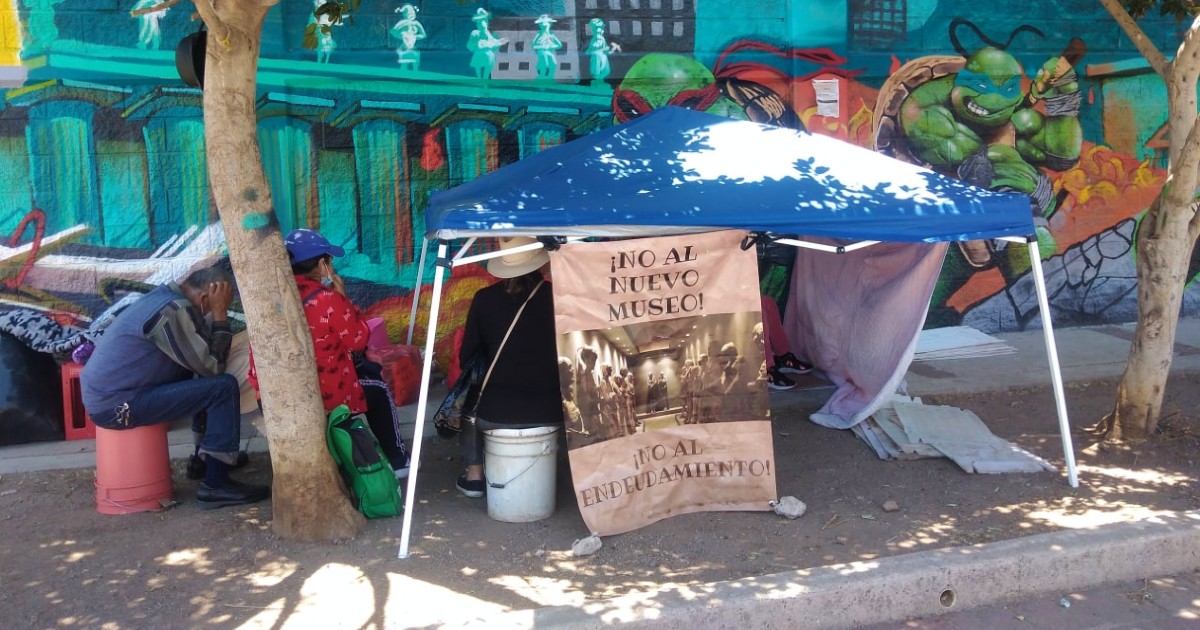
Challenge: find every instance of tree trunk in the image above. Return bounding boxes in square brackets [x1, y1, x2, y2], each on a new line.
[1087, 8, 1200, 442]
[197, 0, 363, 540]
[1100, 55, 1200, 441]
[1099, 213, 1194, 440]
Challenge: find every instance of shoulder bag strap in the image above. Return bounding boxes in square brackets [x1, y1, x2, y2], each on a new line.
[473, 279, 545, 410]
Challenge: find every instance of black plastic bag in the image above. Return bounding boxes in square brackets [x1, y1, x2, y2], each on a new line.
[432, 353, 487, 438]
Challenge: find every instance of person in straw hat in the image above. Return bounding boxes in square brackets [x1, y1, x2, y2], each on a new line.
[455, 236, 562, 497]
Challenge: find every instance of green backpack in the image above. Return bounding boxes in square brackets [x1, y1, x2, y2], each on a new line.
[326, 405, 403, 519]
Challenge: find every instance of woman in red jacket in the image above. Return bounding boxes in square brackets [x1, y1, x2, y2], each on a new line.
[250, 229, 410, 477]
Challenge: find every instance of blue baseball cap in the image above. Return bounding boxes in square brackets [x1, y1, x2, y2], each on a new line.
[284, 228, 345, 263]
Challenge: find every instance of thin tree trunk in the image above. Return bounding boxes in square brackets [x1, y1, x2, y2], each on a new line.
[1099, 213, 1192, 440]
[1100, 63, 1200, 441]
[196, 0, 363, 540]
[1090, 9, 1200, 442]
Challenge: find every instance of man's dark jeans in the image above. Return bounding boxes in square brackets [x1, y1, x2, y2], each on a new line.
[96, 374, 241, 465]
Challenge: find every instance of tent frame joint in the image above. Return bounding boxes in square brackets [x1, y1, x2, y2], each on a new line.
[538, 236, 566, 252]
[740, 231, 771, 251]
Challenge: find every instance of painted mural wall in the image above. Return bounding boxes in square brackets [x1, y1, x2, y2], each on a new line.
[0, 0, 1197, 373]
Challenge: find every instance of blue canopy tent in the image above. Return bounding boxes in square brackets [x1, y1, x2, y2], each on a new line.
[424, 106, 1034, 242]
[398, 106, 1077, 557]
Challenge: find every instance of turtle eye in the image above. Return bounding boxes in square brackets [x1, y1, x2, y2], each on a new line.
[613, 89, 651, 122]
[667, 86, 720, 112]
[1001, 77, 1021, 98]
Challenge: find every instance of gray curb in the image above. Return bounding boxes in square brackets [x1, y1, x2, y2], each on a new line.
[468, 509, 1200, 629]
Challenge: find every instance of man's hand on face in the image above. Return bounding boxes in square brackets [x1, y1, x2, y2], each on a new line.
[206, 281, 234, 321]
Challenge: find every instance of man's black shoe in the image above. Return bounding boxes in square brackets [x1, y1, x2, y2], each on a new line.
[186, 452, 251, 480]
[196, 479, 271, 510]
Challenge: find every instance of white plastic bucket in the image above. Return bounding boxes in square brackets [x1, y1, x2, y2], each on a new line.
[483, 426, 559, 523]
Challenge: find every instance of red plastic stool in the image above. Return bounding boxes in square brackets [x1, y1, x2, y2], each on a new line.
[60, 362, 96, 440]
[94, 423, 174, 514]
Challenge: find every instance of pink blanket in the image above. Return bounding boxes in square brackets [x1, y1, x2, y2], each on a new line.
[783, 241, 948, 429]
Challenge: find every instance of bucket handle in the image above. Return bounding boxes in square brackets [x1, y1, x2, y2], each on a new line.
[486, 441, 552, 490]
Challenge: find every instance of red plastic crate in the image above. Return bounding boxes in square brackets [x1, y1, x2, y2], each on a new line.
[370, 344, 422, 407]
[60, 362, 97, 440]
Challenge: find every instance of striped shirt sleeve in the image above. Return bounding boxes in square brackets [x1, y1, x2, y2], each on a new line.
[144, 299, 232, 377]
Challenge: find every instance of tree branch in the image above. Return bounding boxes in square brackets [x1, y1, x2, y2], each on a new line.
[1186, 195, 1200, 241]
[1180, 113, 1200, 165]
[1097, 0, 1168, 76]
[1169, 17, 1200, 226]
[1172, 13, 1200, 83]
[1188, 112, 1200, 238]
[131, 0, 184, 17]
[189, 0, 231, 48]
[1164, 110, 1200, 234]
[189, 0, 220, 26]
[189, 0, 218, 25]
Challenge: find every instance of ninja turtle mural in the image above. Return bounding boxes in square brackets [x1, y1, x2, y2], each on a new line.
[875, 20, 1085, 326]
[614, 53, 750, 122]
[612, 42, 865, 129]
[611, 43, 868, 304]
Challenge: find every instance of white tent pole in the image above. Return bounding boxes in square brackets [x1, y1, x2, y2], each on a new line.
[774, 238, 881, 253]
[1027, 240, 1079, 488]
[399, 242, 449, 559]
[451, 237, 478, 263]
[454, 240, 546, 266]
[406, 237, 430, 345]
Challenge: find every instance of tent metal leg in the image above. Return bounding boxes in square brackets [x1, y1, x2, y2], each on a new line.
[407, 238, 430, 346]
[399, 243, 449, 559]
[1027, 240, 1079, 488]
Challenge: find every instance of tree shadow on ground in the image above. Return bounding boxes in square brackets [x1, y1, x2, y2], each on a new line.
[1, 371, 1197, 627]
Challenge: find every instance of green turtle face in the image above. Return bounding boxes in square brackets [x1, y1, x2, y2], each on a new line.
[614, 53, 744, 122]
[620, 54, 714, 108]
[949, 47, 1024, 129]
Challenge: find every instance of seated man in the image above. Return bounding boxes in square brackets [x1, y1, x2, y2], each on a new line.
[81, 265, 270, 510]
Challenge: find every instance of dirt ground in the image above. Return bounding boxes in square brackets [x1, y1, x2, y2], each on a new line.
[2, 370, 1198, 628]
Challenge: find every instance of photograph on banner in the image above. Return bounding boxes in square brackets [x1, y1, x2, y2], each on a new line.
[558, 315, 771, 446]
[550, 229, 777, 535]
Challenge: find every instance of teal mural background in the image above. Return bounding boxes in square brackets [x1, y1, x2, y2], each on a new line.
[0, 0, 1197, 343]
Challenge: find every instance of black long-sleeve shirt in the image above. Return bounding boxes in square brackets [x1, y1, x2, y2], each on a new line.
[460, 280, 563, 426]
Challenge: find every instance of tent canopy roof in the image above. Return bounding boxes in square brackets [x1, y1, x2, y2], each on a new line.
[425, 106, 1035, 243]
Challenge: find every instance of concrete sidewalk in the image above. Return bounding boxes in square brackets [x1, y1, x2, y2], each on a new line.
[903, 316, 1200, 396]
[482, 510, 1200, 629]
[862, 569, 1200, 629]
